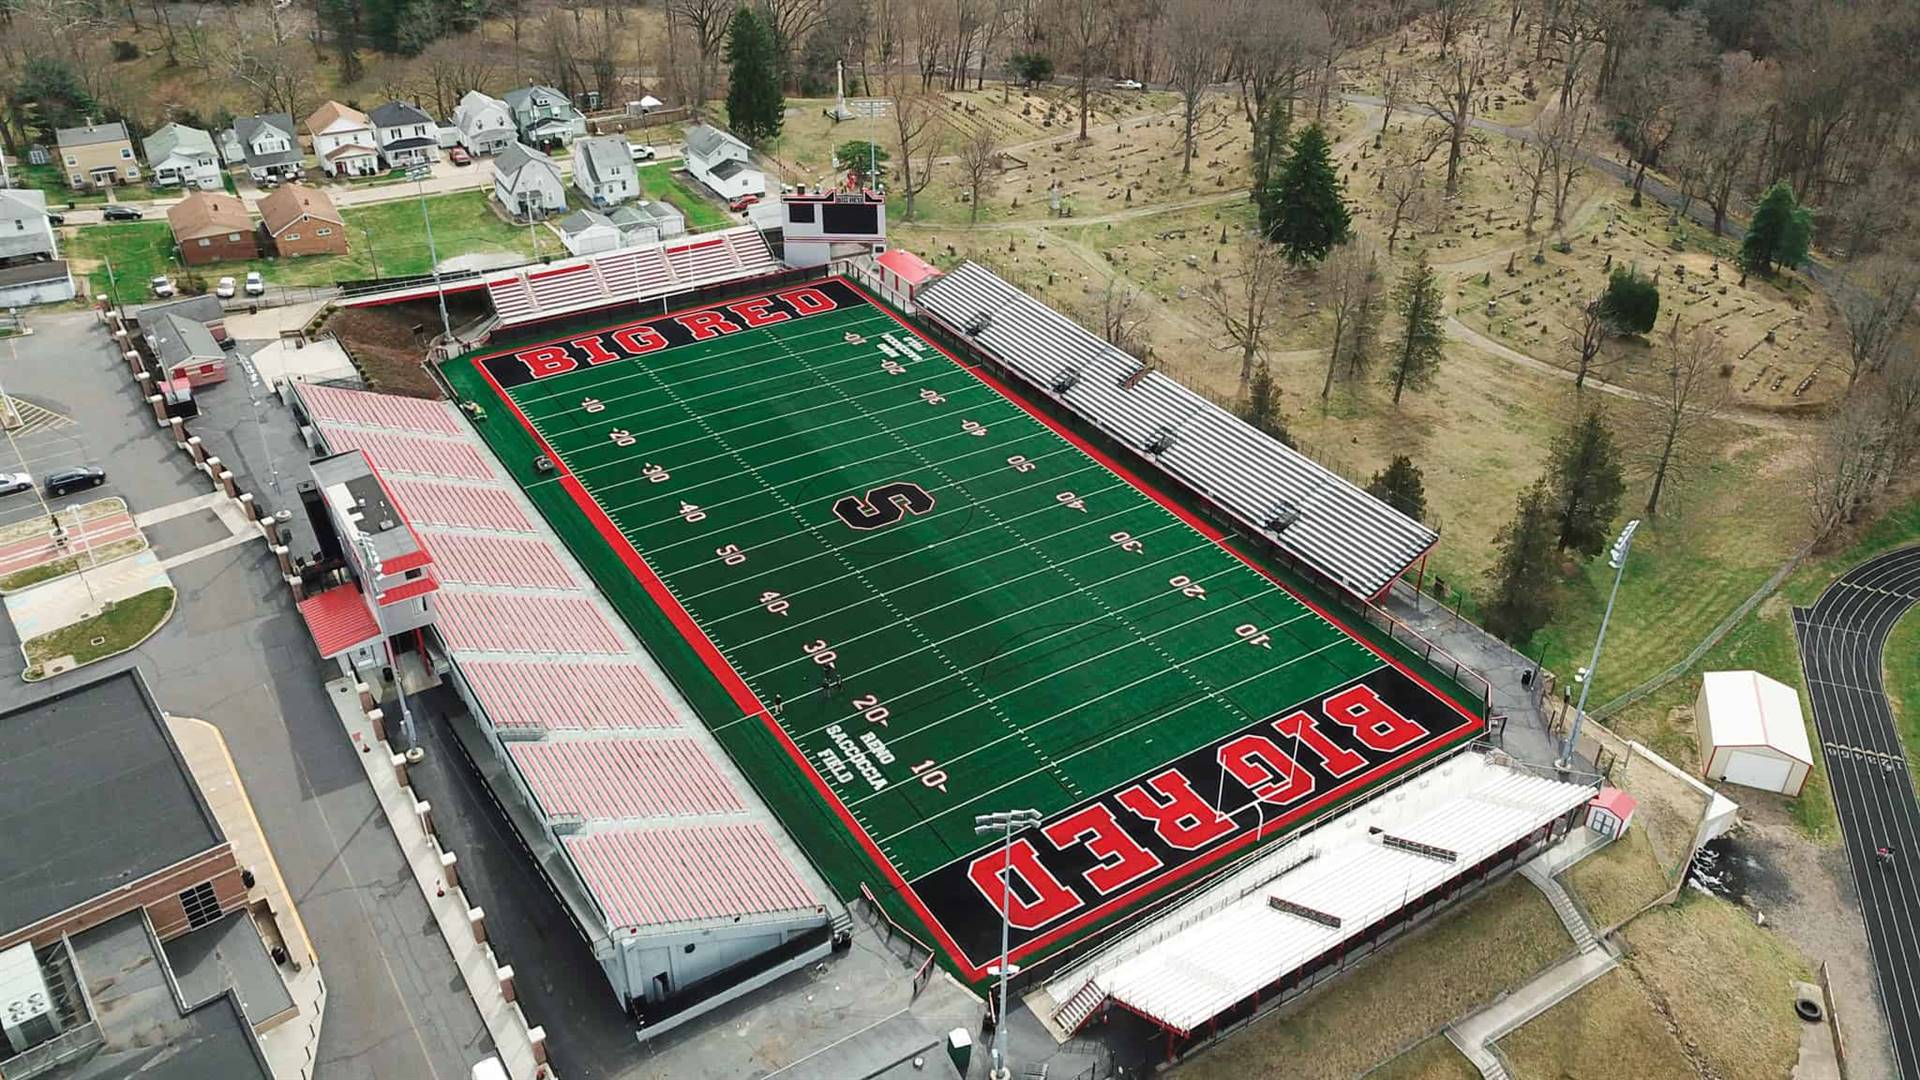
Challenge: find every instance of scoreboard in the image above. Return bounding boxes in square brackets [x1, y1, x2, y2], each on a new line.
[782, 188, 887, 268]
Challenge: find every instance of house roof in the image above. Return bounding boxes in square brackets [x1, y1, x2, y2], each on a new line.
[494, 142, 560, 184]
[167, 191, 251, 241]
[1590, 786, 1638, 819]
[608, 200, 682, 229]
[709, 158, 756, 181]
[0, 189, 53, 261]
[144, 311, 223, 367]
[876, 246, 939, 286]
[1699, 669, 1813, 766]
[557, 209, 615, 235]
[684, 123, 746, 159]
[503, 85, 571, 110]
[575, 135, 632, 186]
[257, 183, 342, 235]
[370, 101, 433, 128]
[306, 100, 371, 135]
[55, 121, 130, 148]
[140, 295, 225, 325]
[324, 142, 379, 162]
[235, 113, 300, 167]
[455, 90, 510, 130]
[143, 123, 216, 164]
[0, 669, 225, 936]
[0, 260, 68, 289]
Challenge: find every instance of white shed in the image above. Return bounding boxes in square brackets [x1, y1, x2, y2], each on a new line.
[1695, 670, 1813, 796]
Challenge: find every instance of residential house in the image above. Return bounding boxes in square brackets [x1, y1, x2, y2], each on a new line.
[143, 123, 223, 190]
[491, 142, 566, 220]
[452, 90, 514, 156]
[307, 101, 381, 179]
[608, 200, 685, 245]
[502, 85, 586, 149]
[216, 128, 246, 167]
[370, 101, 438, 170]
[683, 123, 765, 201]
[556, 210, 623, 256]
[0, 189, 74, 306]
[572, 135, 637, 208]
[257, 184, 347, 257]
[233, 113, 304, 184]
[167, 192, 258, 265]
[54, 121, 140, 190]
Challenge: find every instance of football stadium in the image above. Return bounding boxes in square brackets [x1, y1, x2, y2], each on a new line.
[300, 215, 1600, 1054]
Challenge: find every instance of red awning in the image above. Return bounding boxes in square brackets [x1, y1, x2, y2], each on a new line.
[297, 584, 382, 658]
[875, 247, 938, 286]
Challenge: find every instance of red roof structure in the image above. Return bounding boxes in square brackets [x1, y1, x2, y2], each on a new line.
[875, 247, 938, 286]
[296, 585, 382, 658]
[1590, 786, 1638, 821]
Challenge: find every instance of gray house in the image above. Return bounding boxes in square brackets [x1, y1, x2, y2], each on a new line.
[0, 189, 74, 306]
[143, 123, 223, 190]
[453, 91, 515, 156]
[370, 101, 438, 169]
[572, 135, 636, 207]
[556, 209, 623, 256]
[491, 142, 567, 220]
[502, 85, 587, 148]
[608, 201, 686, 245]
[233, 113, 304, 184]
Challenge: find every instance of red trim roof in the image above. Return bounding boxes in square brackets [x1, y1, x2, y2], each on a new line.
[297, 584, 382, 657]
[1590, 786, 1638, 819]
[875, 247, 937, 286]
[375, 568, 439, 606]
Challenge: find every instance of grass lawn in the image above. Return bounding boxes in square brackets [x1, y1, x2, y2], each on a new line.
[1175, 878, 1570, 1080]
[22, 585, 175, 681]
[1888, 607, 1920, 776]
[1365, 1036, 1480, 1080]
[1495, 967, 1694, 1080]
[635, 162, 733, 232]
[0, 535, 147, 594]
[1563, 827, 1671, 932]
[13, 162, 108, 205]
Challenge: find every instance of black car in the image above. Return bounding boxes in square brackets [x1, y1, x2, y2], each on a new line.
[101, 205, 143, 221]
[45, 212, 64, 226]
[44, 466, 106, 497]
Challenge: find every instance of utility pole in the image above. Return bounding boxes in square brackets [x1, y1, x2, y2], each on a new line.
[1558, 519, 1641, 772]
[974, 809, 1041, 1080]
[407, 165, 452, 346]
[361, 224, 381, 279]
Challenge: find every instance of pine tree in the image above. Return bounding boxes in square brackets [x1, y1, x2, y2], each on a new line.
[1598, 266, 1659, 335]
[1366, 455, 1428, 520]
[1263, 123, 1350, 264]
[1484, 478, 1561, 644]
[1251, 100, 1291, 235]
[1548, 407, 1626, 556]
[1740, 182, 1813, 278]
[1385, 251, 1445, 404]
[726, 5, 785, 146]
[1242, 358, 1292, 445]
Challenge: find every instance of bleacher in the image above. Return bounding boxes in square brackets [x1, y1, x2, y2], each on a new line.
[484, 226, 780, 328]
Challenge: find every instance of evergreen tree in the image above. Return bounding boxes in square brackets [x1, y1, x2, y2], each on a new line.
[1740, 181, 1813, 278]
[320, 0, 365, 83]
[1548, 407, 1626, 556]
[1250, 100, 1291, 234]
[834, 139, 889, 186]
[1385, 251, 1445, 404]
[1484, 478, 1561, 644]
[726, 5, 785, 146]
[1242, 358, 1292, 445]
[1263, 123, 1349, 264]
[1598, 266, 1659, 334]
[9, 58, 97, 141]
[1366, 454, 1428, 520]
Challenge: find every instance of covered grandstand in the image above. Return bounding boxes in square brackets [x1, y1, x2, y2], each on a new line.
[288, 380, 846, 1038]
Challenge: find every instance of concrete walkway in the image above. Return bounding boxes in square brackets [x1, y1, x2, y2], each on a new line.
[1446, 944, 1618, 1075]
[3, 548, 169, 638]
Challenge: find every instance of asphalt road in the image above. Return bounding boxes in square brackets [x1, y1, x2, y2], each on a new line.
[1793, 546, 1920, 1080]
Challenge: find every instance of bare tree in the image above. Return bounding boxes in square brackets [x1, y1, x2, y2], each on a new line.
[416, 37, 498, 120]
[1165, 0, 1225, 175]
[221, 27, 315, 120]
[955, 126, 1001, 223]
[889, 89, 945, 219]
[667, 0, 735, 113]
[1380, 160, 1435, 252]
[1670, 52, 1773, 237]
[1835, 254, 1920, 388]
[1873, 344, 1920, 476]
[1050, 0, 1110, 141]
[1083, 277, 1151, 356]
[1415, 41, 1486, 197]
[1808, 391, 1891, 543]
[1638, 318, 1727, 516]
[1203, 235, 1290, 397]
[1608, 9, 1709, 205]
[1539, 97, 1589, 232]
[1322, 241, 1383, 399]
[1566, 295, 1623, 390]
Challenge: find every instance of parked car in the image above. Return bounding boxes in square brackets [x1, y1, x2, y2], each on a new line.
[45, 212, 64, 226]
[215, 276, 237, 299]
[729, 194, 760, 212]
[448, 146, 472, 166]
[627, 143, 656, 162]
[102, 205, 144, 221]
[0, 473, 33, 499]
[244, 271, 265, 296]
[43, 466, 105, 497]
[150, 276, 176, 298]
[1113, 78, 1144, 90]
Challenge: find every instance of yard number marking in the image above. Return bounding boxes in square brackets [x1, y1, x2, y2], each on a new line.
[582, 397, 606, 413]
[609, 428, 636, 447]
[882, 358, 906, 375]
[679, 501, 706, 523]
[960, 419, 988, 437]
[1169, 574, 1207, 599]
[717, 543, 747, 566]
[642, 463, 670, 483]
[845, 331, 868, 344]
[920, 388, 947, 405]
[761, 590, 790, 616]
[1236, 623, 1273, 649]
[1110, 531, 1144, 554]
[1056, 491, 1087, 512]
[1008, 455, 1035, 473]
[802, 639, 838, 665]
[911, 759, 949, 793]
[852, 693, 890, 727]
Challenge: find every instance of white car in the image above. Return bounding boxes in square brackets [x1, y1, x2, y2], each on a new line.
[0, 473, 32, 499]
[1113, 78, 1144, 90]
[244, 271, 266, 297]
[149, 275, 176, 298]
[627, 142, 657, 162]
[215, 276, 237, 299]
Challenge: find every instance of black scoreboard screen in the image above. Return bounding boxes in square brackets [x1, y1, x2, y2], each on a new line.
[822, 201, 881, 236]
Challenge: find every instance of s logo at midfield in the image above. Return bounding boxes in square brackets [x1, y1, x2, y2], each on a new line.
[833, 481, 936, 531]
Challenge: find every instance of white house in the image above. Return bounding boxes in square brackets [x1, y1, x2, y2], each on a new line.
[572, 135, 637, 208]
[307, 101, 381, 178]
[683, 123, 764, 201]
[234, 113, 303, 184]
[607, 201, 685, 245]
[0, 190, 75, 306]
[371, 101, 439, 169]
[453, 91, 515, 156]
[503, 85, 587, 148]
[556, 210, 624, 256]
[142, 123, 223, 190]
[492, 142, 566, 220]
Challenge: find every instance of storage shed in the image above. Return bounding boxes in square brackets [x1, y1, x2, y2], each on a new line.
[1695, 670, 1813, 796]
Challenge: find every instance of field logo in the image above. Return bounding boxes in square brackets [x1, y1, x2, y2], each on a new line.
[833, 481, 936, 531]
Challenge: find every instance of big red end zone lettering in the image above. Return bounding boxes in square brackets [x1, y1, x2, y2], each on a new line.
[478, 278, 859, 389]
[909, 666, 1479, 970]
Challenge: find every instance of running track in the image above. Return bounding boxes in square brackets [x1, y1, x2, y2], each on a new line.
[1793, 545, 1920, 1079]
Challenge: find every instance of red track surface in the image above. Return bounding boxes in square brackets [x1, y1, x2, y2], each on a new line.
[0, 512, 138, 577]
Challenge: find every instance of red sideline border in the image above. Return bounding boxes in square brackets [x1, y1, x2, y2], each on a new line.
[465, 276, 1485, 982]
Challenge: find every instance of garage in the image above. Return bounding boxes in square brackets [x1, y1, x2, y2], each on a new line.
[1695, 669, 1813, 796]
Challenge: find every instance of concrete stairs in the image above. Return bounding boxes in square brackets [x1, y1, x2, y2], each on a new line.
[1051, 978, 1107, 1035]
[1520, 860, 1596, 953]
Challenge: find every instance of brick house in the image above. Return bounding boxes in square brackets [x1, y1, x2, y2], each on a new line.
[167, 191, 258, 265]
[257, 183, 348, 257]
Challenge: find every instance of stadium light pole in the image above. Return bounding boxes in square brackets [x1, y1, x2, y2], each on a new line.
[407, 165, 453, 348]
[975, 808, 1042, 1080]
[1558, 519, 1641, 772]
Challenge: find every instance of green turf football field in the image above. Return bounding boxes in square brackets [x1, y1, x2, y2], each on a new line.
[444, 278, 1483, 977]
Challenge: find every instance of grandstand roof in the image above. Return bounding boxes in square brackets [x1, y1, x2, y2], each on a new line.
[915, 261, 1438, 600]
[290, 381, 827, 940]
[1047, 752, 1594, 1035]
